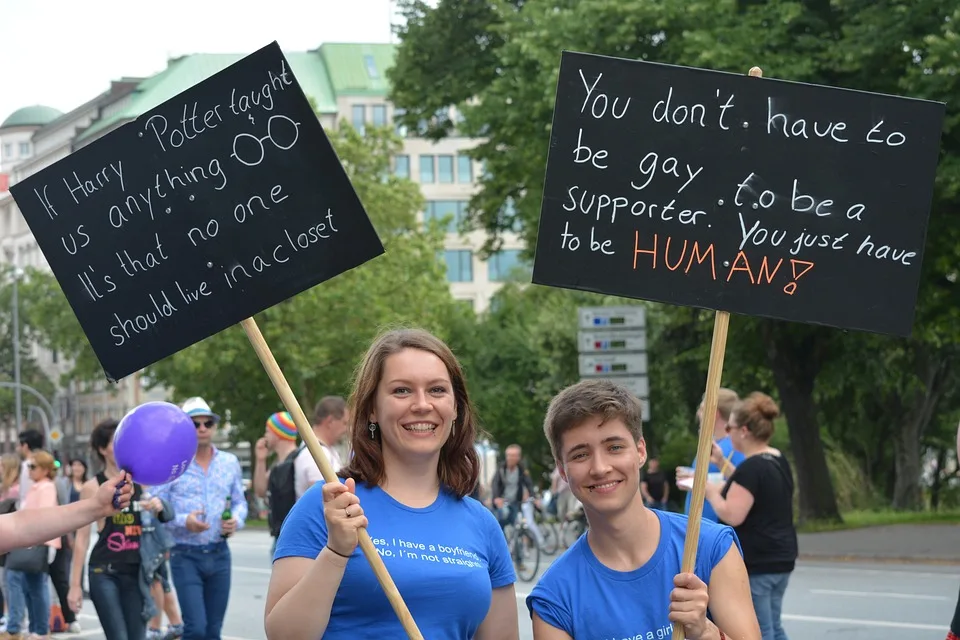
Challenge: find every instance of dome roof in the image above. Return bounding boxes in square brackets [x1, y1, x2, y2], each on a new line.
[1, 105, 63, 129]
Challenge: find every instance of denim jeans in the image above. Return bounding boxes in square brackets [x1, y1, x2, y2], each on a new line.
[749, 571, 791, 640]
[6, 569, 50, 635]
[4, 567, 26, 633]
[169, 542, 232, 640]
[89, 565, 146, 640]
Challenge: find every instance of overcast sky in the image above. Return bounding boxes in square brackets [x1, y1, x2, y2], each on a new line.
[0, 0, 402, 122]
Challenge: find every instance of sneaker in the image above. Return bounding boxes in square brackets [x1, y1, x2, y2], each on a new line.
[146, 628, 163, 640]
[66, 622, 81, 633]
[163, 624, 184, 640]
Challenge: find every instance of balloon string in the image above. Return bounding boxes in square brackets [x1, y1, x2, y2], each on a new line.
[112, 471, 128, 510]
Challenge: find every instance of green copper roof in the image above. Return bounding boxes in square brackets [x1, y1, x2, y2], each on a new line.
[317, 43, 395, 95]
[1, 105, 63, 129]
[78, 50, 338, 142]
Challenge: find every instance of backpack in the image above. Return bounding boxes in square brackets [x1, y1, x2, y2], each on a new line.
[267, 446, 304, 538]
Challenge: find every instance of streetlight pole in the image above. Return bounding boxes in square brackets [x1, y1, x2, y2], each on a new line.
[11, 266, 22, 433]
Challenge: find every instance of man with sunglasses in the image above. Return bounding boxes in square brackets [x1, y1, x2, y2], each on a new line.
[153, 397, 248, 640]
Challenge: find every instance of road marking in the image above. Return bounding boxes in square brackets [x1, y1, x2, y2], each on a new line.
[810, 588, 949, 601]
[797, 563, 959, 580]
[782, 613, 944, 631]
[235, 565, 272, 575]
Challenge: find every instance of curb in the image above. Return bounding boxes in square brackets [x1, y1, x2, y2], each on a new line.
[799, 552, 960, 566]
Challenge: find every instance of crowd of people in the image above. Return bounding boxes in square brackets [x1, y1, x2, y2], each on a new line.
[0, 326, 854, 640]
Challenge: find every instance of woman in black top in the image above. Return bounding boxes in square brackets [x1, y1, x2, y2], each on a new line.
[68, 419, 174, 640]
[705, 392, 797, 640]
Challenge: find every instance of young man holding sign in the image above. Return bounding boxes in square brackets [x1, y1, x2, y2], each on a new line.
[527, 379, 759, 640]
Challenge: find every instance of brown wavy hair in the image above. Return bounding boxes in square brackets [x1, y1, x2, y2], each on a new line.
[338, 328, 481, 498]
[734, 392, 780, 441]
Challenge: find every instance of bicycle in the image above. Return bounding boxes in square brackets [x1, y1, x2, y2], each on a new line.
[504, 501, 541, 582]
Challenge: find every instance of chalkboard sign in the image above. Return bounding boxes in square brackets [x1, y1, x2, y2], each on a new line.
[10, 41, 385, 381]
[533, 51, 945, 337]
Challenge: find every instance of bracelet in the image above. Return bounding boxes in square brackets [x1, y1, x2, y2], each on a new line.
[325, 545, 352, 559]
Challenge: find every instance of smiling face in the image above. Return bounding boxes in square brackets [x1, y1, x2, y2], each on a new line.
[558, 415, 645, 517]
[370, 348, 457, 466]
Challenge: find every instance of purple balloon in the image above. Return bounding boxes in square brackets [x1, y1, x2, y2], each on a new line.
[114, 401, 198, 486]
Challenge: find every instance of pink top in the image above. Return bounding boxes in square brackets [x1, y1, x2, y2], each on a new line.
[22, 479, 61, 548]
[0, 482, 19, 502]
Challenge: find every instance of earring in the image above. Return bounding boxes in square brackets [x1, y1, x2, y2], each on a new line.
[451, 420, 456, 436]
[368, 422, 378, 440]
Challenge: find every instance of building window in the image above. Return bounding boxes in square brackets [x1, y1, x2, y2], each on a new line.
[394, 108, 408, 137]
[364, 54, 380, 79]
[372, 105, 387, 127]
[457, 155, 473, 183]
[352, 105, 366, 134]
[420, 155, 435, 183]
[444, 250, 473, 282]
[424, 200, 467, 232]
[2, 144, 12, 158]
[394, 155, 410, 179]
[19, 142, 29, 156]
[438, 155, 454, 183]
[488, 249, 530, 282]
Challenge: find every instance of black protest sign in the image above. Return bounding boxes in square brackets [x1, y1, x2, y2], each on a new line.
[11, 41, 384, 381]
[533, 51, 945, 337]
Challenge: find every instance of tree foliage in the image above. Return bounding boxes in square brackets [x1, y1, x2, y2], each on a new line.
[389, 0, 960, 520]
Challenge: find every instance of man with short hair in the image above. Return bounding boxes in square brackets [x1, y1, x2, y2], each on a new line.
[678, 388, 745, 522]
[527, 379, 760, 640]
[294, 396, 350, 499]
[491, 444, 535, 531]
[154, 397, 247, 640]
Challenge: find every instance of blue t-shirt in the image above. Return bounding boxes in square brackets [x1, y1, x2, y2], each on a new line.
[527, 510, 740, 640]
[274, 479, 516, 639]
[684, 436, 745, 522]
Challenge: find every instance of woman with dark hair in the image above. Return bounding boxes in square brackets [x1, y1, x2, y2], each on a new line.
[705, 392, 797, 640]
[266, 328, 518, 639]
[68, 419, 174, 640]
[69, 458, 88, 503]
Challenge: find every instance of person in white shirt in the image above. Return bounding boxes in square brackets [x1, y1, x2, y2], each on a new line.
[294, 396, 351, 499]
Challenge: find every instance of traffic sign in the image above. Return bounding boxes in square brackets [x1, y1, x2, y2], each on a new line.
[612, 375, 649, 399]
[578, 352, 648, 377]
[578, 306, 646, 330]
[578, 329, 647, 353]
[49, 429, 62, 443]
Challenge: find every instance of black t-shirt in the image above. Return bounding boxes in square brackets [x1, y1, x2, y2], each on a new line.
[641, 469, 666, 501]
[89, 472, 143, 572]
[721, 452, 798, 574]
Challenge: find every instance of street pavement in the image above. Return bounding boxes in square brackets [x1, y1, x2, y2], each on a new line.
[53, 526, 960, 639]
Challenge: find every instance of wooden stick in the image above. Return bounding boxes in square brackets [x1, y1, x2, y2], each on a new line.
[671, 310, 731, 640]
[671, 65, 762, 640]
[240, 317, 424, 640]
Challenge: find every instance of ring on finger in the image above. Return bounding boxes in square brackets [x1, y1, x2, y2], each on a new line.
[344, 506, 351, 518]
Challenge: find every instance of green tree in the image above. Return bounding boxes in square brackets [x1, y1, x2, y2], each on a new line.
[389, 0, 960, 520]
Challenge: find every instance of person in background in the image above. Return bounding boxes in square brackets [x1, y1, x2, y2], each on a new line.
[677, 388, 745, 522]
[253, 411, 300, 554]
[705, 392, 797, 640]
[640, 457, 669, 510]
[527, 379, 759, 640]
[140, 486, 183, 640]
[7, 450, 61, 640]
[266, 328, 518, 639]
[945, 419, 960, 640]
[0, 453, 19, 631]
[153, 397, 247, 640]
[49, 457, 79, 633]
[15, 430, 44, 509]
[294, 397, 350, 500]
[69, 458, 87, 503]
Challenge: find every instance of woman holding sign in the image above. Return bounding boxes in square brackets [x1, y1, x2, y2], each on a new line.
[265, 328, 518, 639]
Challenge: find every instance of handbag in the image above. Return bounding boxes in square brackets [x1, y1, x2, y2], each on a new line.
[6, 545, 49, 573]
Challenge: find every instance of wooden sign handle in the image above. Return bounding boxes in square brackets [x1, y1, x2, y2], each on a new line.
[240, 317, 424, 640]
[671, 65, 762, 640]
